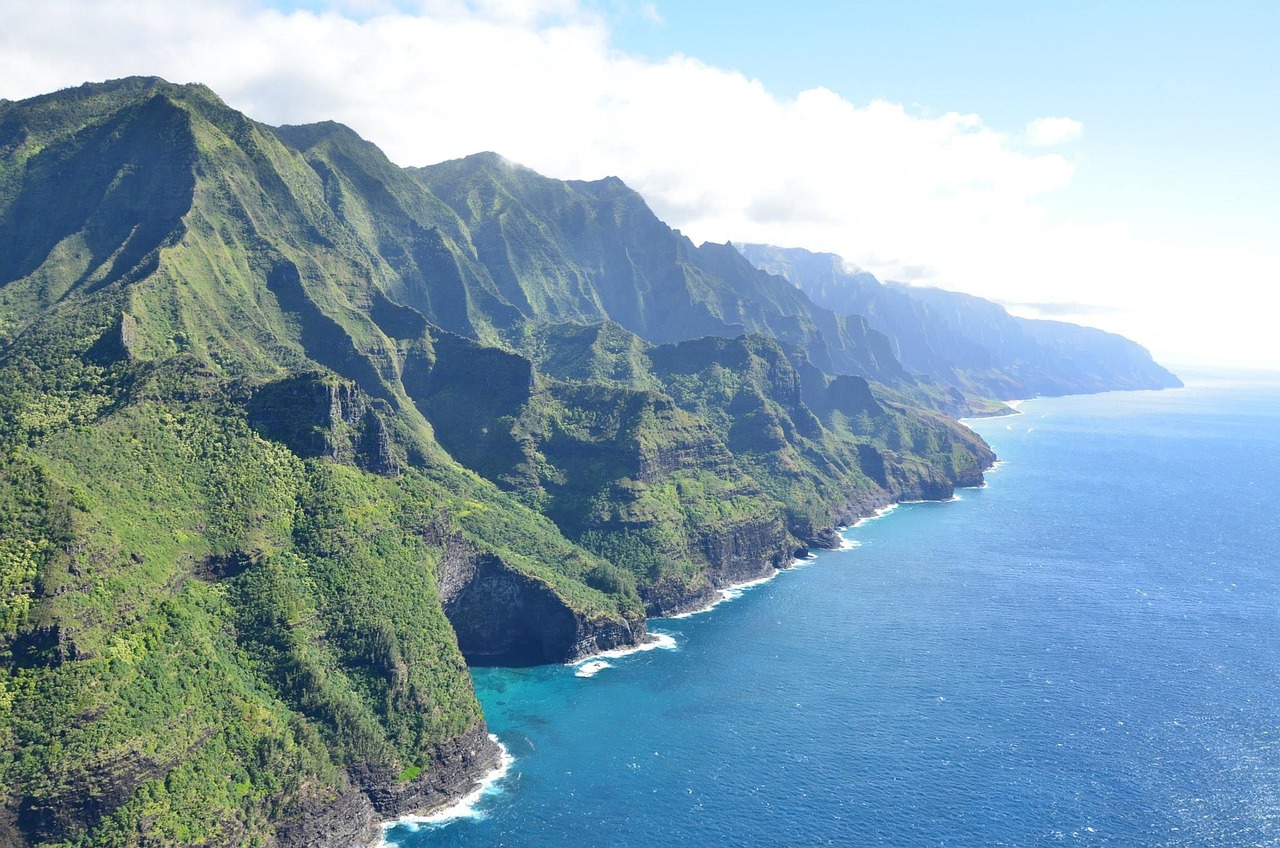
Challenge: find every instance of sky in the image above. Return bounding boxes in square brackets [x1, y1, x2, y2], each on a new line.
[2, 0, 1276, 369]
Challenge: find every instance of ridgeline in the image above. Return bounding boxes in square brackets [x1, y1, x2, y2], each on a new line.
[0, 78, 1174, 847]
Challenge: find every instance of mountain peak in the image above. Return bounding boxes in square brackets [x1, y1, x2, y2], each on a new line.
[31, 75, 221, 107]
[273, 118, 372, 153]
[453, 149, 528, 172]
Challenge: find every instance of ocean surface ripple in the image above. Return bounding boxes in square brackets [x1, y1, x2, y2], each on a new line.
[386, 374, 1280, 847]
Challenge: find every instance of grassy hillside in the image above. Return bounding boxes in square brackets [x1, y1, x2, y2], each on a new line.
[1, 77, 999, 847]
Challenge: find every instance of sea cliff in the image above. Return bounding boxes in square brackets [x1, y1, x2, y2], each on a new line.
[0, 77, 1160, 847]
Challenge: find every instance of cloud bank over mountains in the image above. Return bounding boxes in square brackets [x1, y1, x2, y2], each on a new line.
[2, 0, 1275, 366]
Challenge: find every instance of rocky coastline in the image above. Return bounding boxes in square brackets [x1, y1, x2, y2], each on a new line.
[613, 451, 999, 627]
[0, 75, 1180, 848]
[357, 454, 996, 848]
[276, 723, 502, 848]
[435, 531, 647, 666]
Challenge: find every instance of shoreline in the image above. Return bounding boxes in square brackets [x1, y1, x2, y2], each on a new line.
[377, 736, 514, 847]
[667, 458, 1000, 620]
[665, 557, 806, 621]
[638, 478, 992, 631]
[567, 557, 813, 676]
[383, 466, 997, 839]
[960, 398, 1030, 426]
[958, 400, 1028, 435]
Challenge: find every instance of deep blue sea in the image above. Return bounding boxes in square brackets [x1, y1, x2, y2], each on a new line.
[386, 373, 1280, 847]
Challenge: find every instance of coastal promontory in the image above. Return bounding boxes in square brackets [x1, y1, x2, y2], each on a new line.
[0, 77, 1175, 847]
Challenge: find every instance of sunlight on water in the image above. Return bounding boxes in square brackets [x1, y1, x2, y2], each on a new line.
[386, 375, 1280, 848]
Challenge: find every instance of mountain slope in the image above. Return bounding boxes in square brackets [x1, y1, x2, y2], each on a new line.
[737, 243, 1182, 398]
[0, 78, 638, 847]
[0, 77, 1021, 848]
[515, 323, 993, 551]
[410, 153, 911, 384]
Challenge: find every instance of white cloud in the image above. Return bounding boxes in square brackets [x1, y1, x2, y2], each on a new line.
[0, 0, 1274, 368]
[1025, 116, 1083, 146]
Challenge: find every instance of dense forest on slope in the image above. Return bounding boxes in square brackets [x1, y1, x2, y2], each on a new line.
[0, 77, 1170, 847]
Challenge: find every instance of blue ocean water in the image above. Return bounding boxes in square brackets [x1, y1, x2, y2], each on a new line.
[386, 374, 1280, 847]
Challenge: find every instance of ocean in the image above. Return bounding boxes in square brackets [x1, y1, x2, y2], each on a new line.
[384, 373, 1280, 847]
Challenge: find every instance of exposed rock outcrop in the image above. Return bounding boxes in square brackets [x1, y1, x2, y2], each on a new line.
[436, 535, 644, 665]
[272, 784, 376, 848]
[246, 373, 401, 474]
[15, 749, 173, 846]
[273, 724, 501, 848]
[84, 312, 140, 365]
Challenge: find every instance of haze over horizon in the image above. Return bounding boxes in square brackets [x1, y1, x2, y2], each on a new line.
[3, 0, 1275, 370]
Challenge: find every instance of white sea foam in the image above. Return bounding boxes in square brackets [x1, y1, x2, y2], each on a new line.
[668, 587, 742, 619]
[574, 660, 612, 678]
[581, 632, 679, 659]
[901, 494, 961, 504]
[837, 535, 862, 550]
[851, 503, 898, 527]
[379, 736, 513, 843]
[668, 568, 787, 619]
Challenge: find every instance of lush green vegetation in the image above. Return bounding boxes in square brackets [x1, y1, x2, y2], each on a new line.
[0, 391, 490, 844]
[1, 77, 1000, 846]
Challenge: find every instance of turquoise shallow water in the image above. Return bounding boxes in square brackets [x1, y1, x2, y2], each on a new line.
[386, 374, 1280, 847]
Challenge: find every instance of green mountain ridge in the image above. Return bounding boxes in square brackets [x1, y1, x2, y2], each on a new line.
[735, 243, 1182, 398]
[0, 77, 1162, 847]
[404, 150, 916, 389]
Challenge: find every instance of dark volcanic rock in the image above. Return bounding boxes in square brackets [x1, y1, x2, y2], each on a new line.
[0, 805, 24, 848]
[15, 749, 170, 845]
[356, 409, 401, 475]
[84, 312, 140, 365]
[696, 514, 792, 587]
[360, 723, 500, 819]
[437, 536, 644, 665]
[272, 785, 376, 848]
[247, 372, 369, 457]
[645, 579, 719, 618]
[273, 724, 501, 848]
[247, 373, 401, 475]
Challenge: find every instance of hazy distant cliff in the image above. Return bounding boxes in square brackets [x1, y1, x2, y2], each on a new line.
[737, 243, 1181, 400]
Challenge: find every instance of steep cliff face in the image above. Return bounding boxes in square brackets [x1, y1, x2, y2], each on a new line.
[646, 333, 995, 547]
[493, 323, 997, 612]
[0, 77, 1058, 847]
[414, 344, 800, 616]
[247, 373, 402, 475]
[0, 390, 519, 848]
[273, 723, 500, 848]
[402, 326, 538, 487]
[409, 154, 916, 385]
[435, 534, 645, 665]
[738, 243, 1182, 398]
